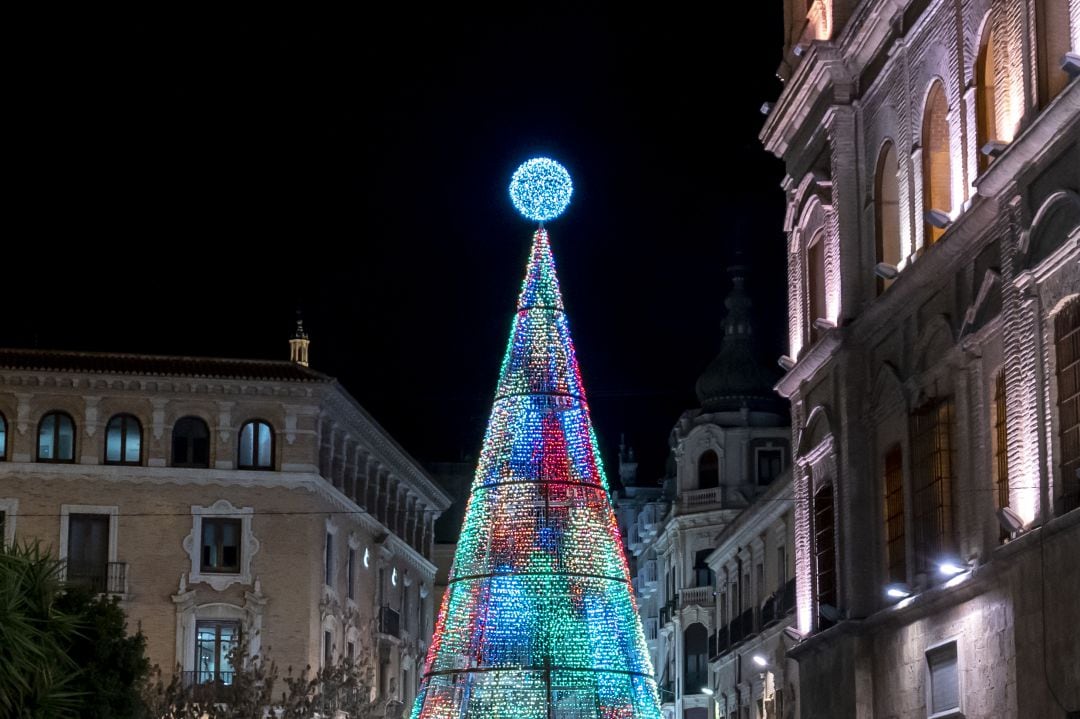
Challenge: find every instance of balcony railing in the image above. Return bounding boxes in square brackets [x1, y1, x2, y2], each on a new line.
[379, 606, 401, 638]
[678, 586, 715, 608]
[180, 672, 236, 702]
[61, 561, 126, 594]
[679, 486, 724, 510]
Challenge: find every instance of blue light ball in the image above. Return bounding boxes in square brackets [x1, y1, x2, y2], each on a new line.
[509, 158, 573, 222]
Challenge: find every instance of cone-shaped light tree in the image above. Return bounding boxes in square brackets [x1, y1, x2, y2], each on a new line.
[411, 159, 662, 719]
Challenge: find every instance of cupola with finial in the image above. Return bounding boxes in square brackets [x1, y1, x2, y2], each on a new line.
[289, 311, 310, 367]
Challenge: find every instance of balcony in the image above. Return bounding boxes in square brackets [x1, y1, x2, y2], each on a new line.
[180, 672, 236, 702]
[61, 561, 126, 594]
[760, 579, 797, 628]
[679, 486, 724, 512]
[379, 606, 400, 639]
[640, 559, 658, 589]
[678, 586, 715, 609]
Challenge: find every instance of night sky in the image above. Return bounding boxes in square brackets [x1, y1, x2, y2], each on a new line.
[8, 10, 786, 485]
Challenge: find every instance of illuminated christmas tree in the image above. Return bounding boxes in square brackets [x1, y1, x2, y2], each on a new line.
[411, 159, 662, 719]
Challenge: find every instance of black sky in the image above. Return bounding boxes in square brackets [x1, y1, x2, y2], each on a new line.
[8, 10, 787, 484]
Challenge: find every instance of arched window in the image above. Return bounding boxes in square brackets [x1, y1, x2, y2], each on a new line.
[238, 420, 274, 470]
[922, 81, 952, 246]
[807, 229, 827, 341]
[172, 416, 211, 468]
[875, 142, 902, 295]
[105, 414, 142, 465]
[1035, 0, 1072, 107]
[697, 450, 719, 489]
[38, 411, 76, 463]
[0, 413, 7, 461]
[975, 21, 1000, 174]
[683, 623, 709, 693]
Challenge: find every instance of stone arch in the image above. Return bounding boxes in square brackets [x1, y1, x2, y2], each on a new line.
[914, 315, 955, 375]
[797, 405, 834, 458]
[1022, 191, 1080, 269]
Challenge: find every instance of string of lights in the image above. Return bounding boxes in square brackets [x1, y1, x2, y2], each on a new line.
[409, 216, 662, 718]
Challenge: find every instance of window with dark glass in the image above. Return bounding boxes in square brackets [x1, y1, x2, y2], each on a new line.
[67, 513, 109, 592]
[875, 142, 902, 294]
[0, 413, 7, 460]
[922, 81, 952, 246]
[238, 420, 273, 469]
[346, 641, 355, 663]
[201, 518, 241, 573]
[347, 548, 355, 599]
[912, 398, 955, 572]
[172, 416, 210, 468]
[105, 414, 141, 465]
[682, 623, 708, 693]
[324, 630, 333, 667]
[757, 448, 783, 485]
[698, 450, 719, 489]
[1056, 297, 1079, 513]
[992, 371, 1011, 537]
[38, 412, 75, 462]
[693, 549, 713, 588]
[195, 620, 237, 684]
[813, 484, 837, 622]
[807, 231, 827, 342]
[883, 444, 906, 583]
[1035, 0, 1071, 106]
[325, 532, 334, 587]
[975, 23, 1000, 174]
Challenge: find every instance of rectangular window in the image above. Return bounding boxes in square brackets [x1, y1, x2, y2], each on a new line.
[883, 444, 906, 583]
[813, 485, 837, 618]
[807, 232, 827, 343]
[195, 620, 237, 684]
[1055, 298, 1079, 513]
[926, 642, 960, 716]
[992, 371, 1011, 540]
[347, 641, 355, 663]
[755, 563, 764, 604]
[201, 518, 241, 573]
[347, 548, 355, 599]
[325, 533, 334, 587]
[777, 545, 786, 590]
[912, 398, 955, 573]
[757, 448, 783, 485]
[0, 511, 5, 545]
[324, 630, 333, 667]
[67, 513, 109, 592]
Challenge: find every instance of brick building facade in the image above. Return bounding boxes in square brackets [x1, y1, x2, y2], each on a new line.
[761, 0, 1079, 715]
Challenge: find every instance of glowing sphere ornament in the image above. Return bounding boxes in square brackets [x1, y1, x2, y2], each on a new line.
[509, 157, 573, 223]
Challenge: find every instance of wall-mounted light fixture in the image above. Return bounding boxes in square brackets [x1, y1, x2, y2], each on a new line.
[813, 318, 836, 332]
[885, 583, 912, 600]
[924, 209, 952, 230]
[938, 559, 970, 577]
[751, 655, 768, 668]
[996, 506, 1026, 536]
[980, 140, 1009, 158]
[778, 355, 796, 371]
[1062, 52, 1080, 78]
[874, 262, 899, 280]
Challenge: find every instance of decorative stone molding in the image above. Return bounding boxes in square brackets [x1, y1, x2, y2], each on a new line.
[182, 499, 259, 591]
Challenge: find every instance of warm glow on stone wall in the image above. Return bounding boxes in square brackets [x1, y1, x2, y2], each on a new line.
[807, 0, 832, 41]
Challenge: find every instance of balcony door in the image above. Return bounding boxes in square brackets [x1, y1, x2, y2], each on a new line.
[67, 514, 109, 592]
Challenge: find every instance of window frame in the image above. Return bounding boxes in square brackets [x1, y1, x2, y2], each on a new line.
[0, 411, 7, 461]
[812, 482, 837, 626]
[200, 517, 243, 574]
[237, 419, 275, 470]
[911, 397, 956, 574]
[104, 413, 143, 466]
[883, 443, 906, 584]
[924, 638, 962, 718]
[172, 415, 211, 468]
[806, 229, 827, 343]
[194, 619, 240, 685]
[755, 446, 784, 486]
[1054, 297, 1079, 514]
[37, 411, 77, 463]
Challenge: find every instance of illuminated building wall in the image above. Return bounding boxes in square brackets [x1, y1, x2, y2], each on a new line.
[762, 0, 1079, 715]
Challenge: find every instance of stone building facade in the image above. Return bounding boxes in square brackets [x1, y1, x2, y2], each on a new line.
[621, 268, 794, 719]
[761, 0, 1079, 716]
[0, 343, 451, 713]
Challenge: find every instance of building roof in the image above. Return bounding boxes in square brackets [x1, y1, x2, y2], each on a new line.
[0, 348, 332, 383]
[694, 264, 784, 413]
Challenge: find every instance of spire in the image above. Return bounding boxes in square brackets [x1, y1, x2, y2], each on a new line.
[411, 228, 661, 719]
[289, 310, 310, 367]
[694, 262, 782, 412]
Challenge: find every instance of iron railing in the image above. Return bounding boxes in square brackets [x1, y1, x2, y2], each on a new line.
[180, 672, 236, 702]
[379, 606, 400, 638]
[61, 561, 126, 594]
